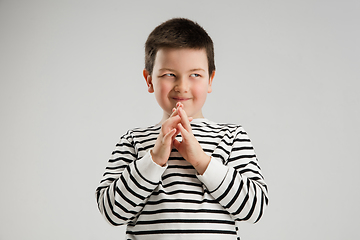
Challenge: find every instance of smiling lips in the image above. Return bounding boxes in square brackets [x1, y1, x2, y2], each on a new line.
[172, 97, 191, 102]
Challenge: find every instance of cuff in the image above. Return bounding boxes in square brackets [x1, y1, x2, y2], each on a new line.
[196, 156, 228, 192]
[135, 150, 167, 183]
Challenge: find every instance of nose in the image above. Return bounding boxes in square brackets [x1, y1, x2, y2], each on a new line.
[174, 77, 189, 93]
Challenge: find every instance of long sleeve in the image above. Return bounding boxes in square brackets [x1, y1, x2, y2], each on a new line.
[197, 126, 268, 223]
[95, 132, 166, 226]
[96, 121, 267, 239]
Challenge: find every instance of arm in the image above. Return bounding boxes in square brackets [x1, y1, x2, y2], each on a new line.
[95, 135, 167, 226]
[172, 105, 268, 222]
[197, 127, 269, 223]
[96, 107, 191, 226]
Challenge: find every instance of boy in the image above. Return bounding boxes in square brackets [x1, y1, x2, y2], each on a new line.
[96, 18, 268, 239]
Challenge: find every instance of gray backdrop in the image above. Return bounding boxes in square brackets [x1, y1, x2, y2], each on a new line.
[0, 0, 359, 239]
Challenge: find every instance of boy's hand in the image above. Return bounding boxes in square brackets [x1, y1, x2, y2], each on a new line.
[173, 105, 211, 175]
[151, 104, 192, 167]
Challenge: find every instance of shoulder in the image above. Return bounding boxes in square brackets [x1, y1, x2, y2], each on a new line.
[191, 118, 244, 135]
[120, 124, 161, 142]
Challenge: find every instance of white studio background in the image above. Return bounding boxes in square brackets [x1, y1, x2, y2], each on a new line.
[0, 0, 359, 239]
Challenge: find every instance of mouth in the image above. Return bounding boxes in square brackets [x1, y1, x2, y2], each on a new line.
[172, 97, 191, 102]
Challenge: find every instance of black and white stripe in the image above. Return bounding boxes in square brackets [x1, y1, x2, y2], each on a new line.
[96, 118, 268, 239]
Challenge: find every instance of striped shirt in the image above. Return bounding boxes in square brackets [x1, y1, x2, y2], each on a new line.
[96, 118, 268, 239]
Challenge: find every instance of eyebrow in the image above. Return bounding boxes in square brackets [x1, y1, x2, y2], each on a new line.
[189, 68, 206, 72]
[158, 68, 176, 72]
[158, 68, 206, 72]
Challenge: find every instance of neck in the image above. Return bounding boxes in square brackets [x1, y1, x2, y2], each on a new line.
[158, 110, 204, 125]
[159, 112, 170, 125]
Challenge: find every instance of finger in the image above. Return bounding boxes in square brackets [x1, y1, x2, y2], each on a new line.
[170, 125, 180, 143]
[178, 107, 192, 132]
[163, 128, 177, 144]
[173, 127, 180, 139]
[176, 122, 189, 139]
[173, 138, 181, 151]
[167, 114, 181, 124]
[169, 107, 178, 118]
[163, 114, 181, 131]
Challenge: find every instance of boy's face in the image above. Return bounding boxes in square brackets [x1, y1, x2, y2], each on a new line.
[144, 48, 214, 121]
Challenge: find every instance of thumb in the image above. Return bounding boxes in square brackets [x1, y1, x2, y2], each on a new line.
[173, 138, 181, 150]
[163, 128, 177, 144]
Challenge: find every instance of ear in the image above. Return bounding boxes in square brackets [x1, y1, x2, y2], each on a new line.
[143, 69, 154, 93]
[207, 70, 215, 93]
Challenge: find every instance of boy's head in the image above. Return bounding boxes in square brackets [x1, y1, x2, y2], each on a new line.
[144, 18, 215, 76]
[144, 18, 216, 121]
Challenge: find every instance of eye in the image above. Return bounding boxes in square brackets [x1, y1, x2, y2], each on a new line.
[163, 73, 176, 77]
[190, 73, 200, 77]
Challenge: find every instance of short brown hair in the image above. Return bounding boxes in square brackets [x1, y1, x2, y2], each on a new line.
[145, 18, 215, 76]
